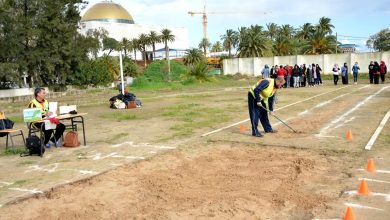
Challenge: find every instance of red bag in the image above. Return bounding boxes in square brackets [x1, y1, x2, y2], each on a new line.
[63, 131, 80, 147]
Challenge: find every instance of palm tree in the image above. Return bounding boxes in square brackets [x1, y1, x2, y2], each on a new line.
[120, 38, 132, 58]
[138, 33, 150, 67]
[160, 28, 175, 61]
[183, 48, 205, 66]
[316, 17, 334, 34]
[148, 31, 161, 60]
[266, 23, 279, 41]
[198, 38, 211, 56]
[273, 35, 291, 56]
[131, 38, 140, 60]
[304, 30, 336, 54]
[280, 24, 295, 39]
[297, 23, 314, 40]
[238, 31, 268, 58]
[220, 29, 238, 57]
[211, 41, 223, 52]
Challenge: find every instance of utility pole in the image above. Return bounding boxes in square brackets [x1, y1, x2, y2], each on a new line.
[335, 32, 338, 54]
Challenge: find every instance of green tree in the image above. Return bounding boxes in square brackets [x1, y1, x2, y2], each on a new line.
[131, 38, 140, 60]
[120, 38, 132, 58]
[297, 23, 314, 40]
[103, 37, 119, 56]
[367, 28, 390, 51]
[304, 30, 336, 54]
[316, 17, 335, 34]
[238, 29, 268, 58]
[198, 38, 211, 56]
[266, 23, 279, 41]
[160, 28, 175, 60]
[211, 41, 223, 52]
[138, 33, 150, 67]
[148, 31, 161, 60]
[220, 29, 238, 57]
[183, 48, 205, 66]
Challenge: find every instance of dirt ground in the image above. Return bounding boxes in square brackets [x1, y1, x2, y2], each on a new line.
[0, 79, 390, 220]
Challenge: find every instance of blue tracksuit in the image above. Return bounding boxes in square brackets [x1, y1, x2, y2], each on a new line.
[248, 80, 274, 135]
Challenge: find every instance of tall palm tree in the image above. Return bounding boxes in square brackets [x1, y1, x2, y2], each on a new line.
[220, 29, 238, 57]
[183, 48, 205, 66]
[198, 38, 211, 56]
[160, 28, 175, 61]
[131, 38, 140, 60]
[273, 35, 291, 56]
[148, 31, 161, 60]
[316, 17, 334, 34]
[238, 31, 268, 58]
[304, 30, 336, 54]
[138, 33, 150, 67]
[280, 24, 295, 39]
[211, 41, 223, 52]
[297, 23, 314, 40]
[266, 23, 279, 41]
[120, 38, 132, 58]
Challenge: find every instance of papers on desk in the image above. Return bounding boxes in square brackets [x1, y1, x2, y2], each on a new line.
[23, 108, 42, 122]
[44, 119, 57, 130]
[59, 105, 77, 115]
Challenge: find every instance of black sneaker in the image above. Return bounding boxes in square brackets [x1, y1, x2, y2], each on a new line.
[252, 133, 263, 137]
[266, 130, 278, 133]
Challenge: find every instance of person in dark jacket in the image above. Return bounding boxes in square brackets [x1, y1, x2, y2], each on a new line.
[341, 62, 349, 84]
[368, 61, 374, 84]
[379, 61, 387, 83]
[316, 64, 323, 85]
[373, 61, 381, 84]
[247, 77, 285, 137]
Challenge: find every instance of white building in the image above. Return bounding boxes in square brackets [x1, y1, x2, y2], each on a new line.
[79, 1, 189, 60]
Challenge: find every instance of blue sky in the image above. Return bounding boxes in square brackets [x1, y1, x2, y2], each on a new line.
[83, 0, 390, 51]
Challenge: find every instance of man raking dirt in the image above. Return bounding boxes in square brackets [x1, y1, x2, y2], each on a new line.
[248, 77, 286, 137]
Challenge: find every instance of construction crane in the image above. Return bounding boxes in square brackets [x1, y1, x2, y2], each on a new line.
[188, 5, 270, 54]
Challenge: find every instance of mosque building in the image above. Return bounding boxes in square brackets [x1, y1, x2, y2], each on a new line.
[79, 1, 189, 60]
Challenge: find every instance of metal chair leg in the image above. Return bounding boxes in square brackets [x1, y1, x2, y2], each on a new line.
[9, 135, 15, 154]
[6, 134, 9, 150]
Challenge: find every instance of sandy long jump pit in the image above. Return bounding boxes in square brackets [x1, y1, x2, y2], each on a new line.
[0, 141, 352, 220]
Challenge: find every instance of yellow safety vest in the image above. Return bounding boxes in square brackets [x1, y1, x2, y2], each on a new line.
[249, 79, 276, 102]
[29, 99, 49, 115]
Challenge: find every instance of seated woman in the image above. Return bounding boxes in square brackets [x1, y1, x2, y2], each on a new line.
[28, 87, 65, 148]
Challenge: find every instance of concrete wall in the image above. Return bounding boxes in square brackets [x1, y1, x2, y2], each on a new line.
[223, 51, 390, 75]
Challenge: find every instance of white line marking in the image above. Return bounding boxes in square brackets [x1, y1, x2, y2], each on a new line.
[344, 202, 383, 211]
[359, 178, 390, 184]
[365, 109, 390, 150]
[345, 190, 390, 201]
[357, 168, 390, 174]
[111, 141, 175, 149]
[90, 152, 118, 160]
[318, 86, 389, 136]
[334, 116, 356, 129]
[202, 86, 350, 137]
[25, 163, 59, 173]
[111, 155, 145, 160]
[0, 181, 13, 187]
[8, 188, 43, 194]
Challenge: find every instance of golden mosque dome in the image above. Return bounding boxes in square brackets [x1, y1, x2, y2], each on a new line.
[81, 1, 134, 24]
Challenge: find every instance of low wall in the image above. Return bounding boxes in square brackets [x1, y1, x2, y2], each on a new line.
[223, 51, 390, 75]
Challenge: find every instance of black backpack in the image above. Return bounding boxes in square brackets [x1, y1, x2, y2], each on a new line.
[21, 135, 45, 157]
[0, 118, 14, 137]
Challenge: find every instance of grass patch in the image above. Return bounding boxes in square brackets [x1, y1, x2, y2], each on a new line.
[7, 115, 24, 123]
[17, 160, 35, 165]
[0, 147, 26, 156]
[105, 132, 129, 144]
[100, 111, 139, 122]
[160, 103, 231, 140]
[13, 179, 28, 186]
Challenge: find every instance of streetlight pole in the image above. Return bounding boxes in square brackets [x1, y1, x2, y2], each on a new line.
[167, 46, 171, 80]
[119, 50, 125, 95]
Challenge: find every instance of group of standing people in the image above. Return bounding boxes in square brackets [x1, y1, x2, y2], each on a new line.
[261, 63, 323, 88]
[368, 61, 387, 84]
[332, 61, 387, 85]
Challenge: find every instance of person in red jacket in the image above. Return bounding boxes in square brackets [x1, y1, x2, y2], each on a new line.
[379, 61, 387, 83]
[277, 65, 286, 87]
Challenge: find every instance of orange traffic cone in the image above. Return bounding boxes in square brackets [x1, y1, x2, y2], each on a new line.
[239, 125, 247, 133]
[366, 159, 376, 172]
[343, 207, 356, 220]
[358, 179, 370, 195]
[346, 130, 353, 141]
